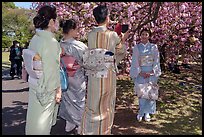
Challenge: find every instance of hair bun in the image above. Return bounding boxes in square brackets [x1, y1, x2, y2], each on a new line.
[33, 5, 57, 29]
[33, 15, 42, 28]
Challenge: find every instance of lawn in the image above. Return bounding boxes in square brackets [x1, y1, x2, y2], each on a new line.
[2, 51, 202, 135]
[2, 52, 10, 62]
[113, 63, 202, 135]
[2, 52, 11, 71]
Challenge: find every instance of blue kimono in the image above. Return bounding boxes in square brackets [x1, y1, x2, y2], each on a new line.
[58, 38, 88, 133]
[130, 42, 161, 116]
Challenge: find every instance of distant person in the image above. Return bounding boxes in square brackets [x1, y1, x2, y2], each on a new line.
[22, 42, 30, 82]
[9, 40, 23, 79]
[168, 56, 180, 74]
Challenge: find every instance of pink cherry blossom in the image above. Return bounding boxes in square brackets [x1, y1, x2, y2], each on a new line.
[32, 2, 202, 75]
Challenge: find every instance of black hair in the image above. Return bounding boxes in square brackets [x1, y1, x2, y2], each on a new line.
[13, 40, 19, 45]
[139, 28, 152, 37]
[33, 5, 57, 29]
[24, 41, 29, 49]
[59, 19, 77, 34]
[93, 5, 109, 24]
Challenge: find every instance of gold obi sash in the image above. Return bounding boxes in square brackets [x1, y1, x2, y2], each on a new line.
[139, 54, 154, 66]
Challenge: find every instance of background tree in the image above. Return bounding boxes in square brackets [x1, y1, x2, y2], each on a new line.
[32, 2, 202, 73]
[2, 2, 35, 49]
[2, 2, 16, 9]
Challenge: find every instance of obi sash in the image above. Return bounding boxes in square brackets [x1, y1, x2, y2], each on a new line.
[139, 54, 154, 67]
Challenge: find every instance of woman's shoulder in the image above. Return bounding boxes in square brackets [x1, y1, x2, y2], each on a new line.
[47, 38, 59, 49]
[148, 43, 159, 53]
[61, 39, 87, 51]
[29, 36, 45, 48]
[32, 34, 55, 45]
[133, 43, 141, 48]
[150, 42, 156, 46]
[73, 40, 87, 48]
[108, 30, 118, 37]
[149, 43, 158, 49]
[75, 40, 86, 46]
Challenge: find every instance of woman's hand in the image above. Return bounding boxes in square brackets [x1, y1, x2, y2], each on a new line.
[139, 72, 150, 79]
[55, 87, 62, 104]
[60, 47, 65, 57]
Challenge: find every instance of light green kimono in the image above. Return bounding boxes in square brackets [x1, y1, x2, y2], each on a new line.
[25, 30, 61, 135]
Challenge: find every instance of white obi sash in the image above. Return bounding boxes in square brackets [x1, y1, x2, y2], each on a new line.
[82, 48, 114, 78]
[139, 54, 154, 67]
[22, 49, 43, 86]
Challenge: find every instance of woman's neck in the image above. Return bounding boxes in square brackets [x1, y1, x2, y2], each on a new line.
[141, 40, 149, 45]
[63, 34, 73, 40]
[44, 28, 52, 33]
[98, 22, 107, 27]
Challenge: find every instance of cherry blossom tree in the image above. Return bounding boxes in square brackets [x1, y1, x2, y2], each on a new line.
[31, 2, 202, 74]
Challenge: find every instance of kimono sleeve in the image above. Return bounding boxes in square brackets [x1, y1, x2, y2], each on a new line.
[38, 40, 61, 92]
[29, 38, 60, 106]
[130, 44, 141, 79]
[76, 42, 88, 65]
[152, 44, 161, 77]
[61, 43, 72, 56]
[113, 32, 127, 65]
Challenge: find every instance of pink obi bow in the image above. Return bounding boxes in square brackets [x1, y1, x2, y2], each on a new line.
[61, 55, 80, 77]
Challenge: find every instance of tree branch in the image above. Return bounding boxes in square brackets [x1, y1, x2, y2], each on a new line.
[127, 2, 162, 47]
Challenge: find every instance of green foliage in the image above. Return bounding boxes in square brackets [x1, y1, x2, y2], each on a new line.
[115, 63, 202, 135]
[2, 4, 35, 48]
[2, 2, 16, 9]
[55, 29, 63, 42]
[2, 35, 12, 48]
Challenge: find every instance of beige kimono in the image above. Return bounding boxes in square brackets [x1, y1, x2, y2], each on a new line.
[80, 25, 126, 135]
[25, 30, 61, 135]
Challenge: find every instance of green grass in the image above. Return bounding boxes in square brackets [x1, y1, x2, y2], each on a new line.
[2, 52, 10, 70]
[114, 64, 202, 135]
[1, 51, 202, 135]
[2, 52, 10, 63]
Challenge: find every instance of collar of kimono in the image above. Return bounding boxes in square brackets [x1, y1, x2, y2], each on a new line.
[93, 25, 107, 31]
[60, 37, 85, 51]
[36, 29, 55, 39]
[140, 41, 150, 47]
[61, 37, 75, 43]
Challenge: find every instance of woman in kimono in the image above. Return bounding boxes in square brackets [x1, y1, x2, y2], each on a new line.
[58, 19, 88, 134]
[130, 28, 161, 122]
[80, 5, 129, 135]
[25, 5, 62, 135]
